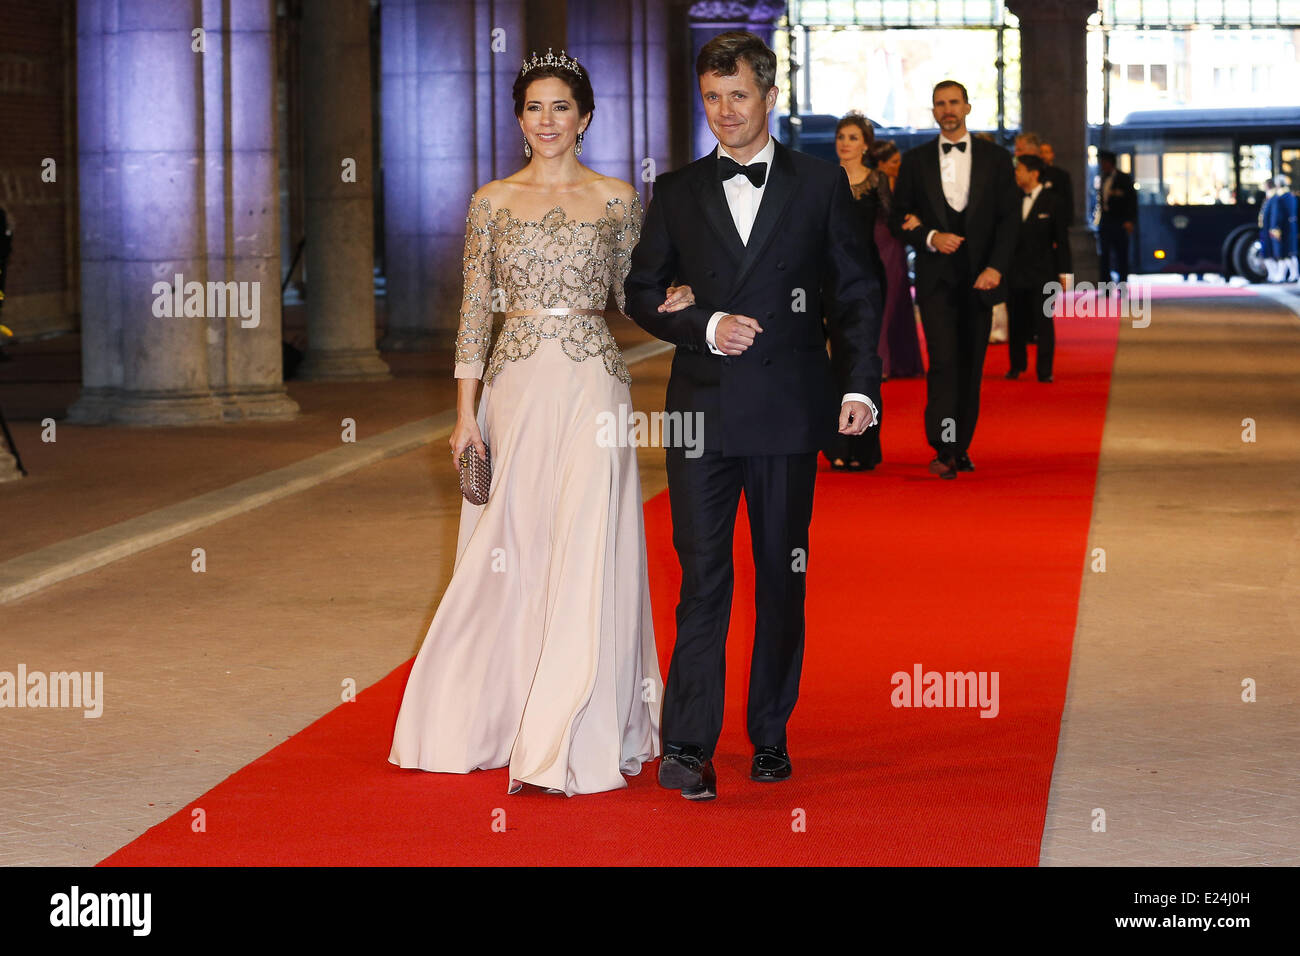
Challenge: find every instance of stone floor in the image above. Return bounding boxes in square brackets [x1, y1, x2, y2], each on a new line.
[0, 289, 1297, 866]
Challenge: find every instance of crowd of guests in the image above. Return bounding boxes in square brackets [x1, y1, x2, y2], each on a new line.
[1261, 177, 1299, 282]
[824, 82, 1072, 479]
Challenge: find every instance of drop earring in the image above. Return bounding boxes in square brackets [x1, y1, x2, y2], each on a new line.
[524, 137, 532, 158]
[575, 131, 584, 157]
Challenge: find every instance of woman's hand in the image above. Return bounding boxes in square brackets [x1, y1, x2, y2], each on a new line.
[658, 284, 696, 313]
[901, 214, 921, 231]
[450, 416, 487, 471]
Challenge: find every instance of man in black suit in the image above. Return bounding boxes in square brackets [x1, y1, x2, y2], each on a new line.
[1006, 154, 1072, 383]
[1038, 141, 1075, 227]
[1096, 149, 1137, 284]
[893, 81, 1019, 479]
[624, 30, 880, 801]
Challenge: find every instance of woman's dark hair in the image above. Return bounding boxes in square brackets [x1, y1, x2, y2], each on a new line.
[869, 139, 899, 165]
[696, 30, 777, 92]
[835, 112, 874, 150]
[512, 61, 595, 126]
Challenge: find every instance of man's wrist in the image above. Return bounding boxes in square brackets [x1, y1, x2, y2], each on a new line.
[926, 229, 938, 252]
[842, 393, 878, 419]
[706, 312, 726, 356]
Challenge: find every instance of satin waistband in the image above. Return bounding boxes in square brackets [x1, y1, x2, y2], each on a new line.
[502, 308, 608, 319]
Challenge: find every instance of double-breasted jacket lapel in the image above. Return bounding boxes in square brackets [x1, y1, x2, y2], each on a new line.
[689, 155, 745, 267]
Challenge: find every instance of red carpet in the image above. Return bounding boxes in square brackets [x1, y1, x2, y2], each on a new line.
[102, 314, 1119, 866]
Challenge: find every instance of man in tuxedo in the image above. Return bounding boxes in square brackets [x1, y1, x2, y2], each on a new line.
[893, 81, 1019, 479]
[1006, 155, 1072, 383]
[624, 30, 881, 801]
[1096, 149, 1136, 284]
[1037, 141, 1075, 226]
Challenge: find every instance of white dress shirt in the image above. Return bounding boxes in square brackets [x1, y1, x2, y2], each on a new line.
[1022, 183, 1042, 221]
[925, 131, 973, 252]
[704, 136, 876, 420]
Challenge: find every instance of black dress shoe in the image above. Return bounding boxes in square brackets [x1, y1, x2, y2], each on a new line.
[1005, 369, 1021, 380]
[1038, 374, 1053, 383]
[751, 746, 792, 782]
[928, 456, 957, 480]
[658, 746, 716, 801]
[956, 453, 974, 472]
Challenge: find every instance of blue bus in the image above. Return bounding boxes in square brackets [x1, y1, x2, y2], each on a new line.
[1101, 106, 1300, 281]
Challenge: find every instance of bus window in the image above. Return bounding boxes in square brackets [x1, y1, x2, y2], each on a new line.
[1281, 146, 1300, 183]
[1134, 153, 1161, 204]
[1239, 144, 1272, 205]
[1161, 142, 1234, 205]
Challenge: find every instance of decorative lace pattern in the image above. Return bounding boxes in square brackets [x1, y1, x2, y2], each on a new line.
[453, 194, 642, 385]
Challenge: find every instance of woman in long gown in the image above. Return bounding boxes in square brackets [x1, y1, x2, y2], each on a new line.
[867, 140, 925, 379]
[823, 112, 884, 471]
[388, 54, 689, 796]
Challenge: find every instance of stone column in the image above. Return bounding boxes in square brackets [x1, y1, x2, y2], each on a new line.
[567, 0, 672, 193]
[296, 0, 389, 380]
[380, 0, 524, 350]
[1007, 0, 1099, 277]
[69, 0, 297, 425]
[686, 1, 786, 160]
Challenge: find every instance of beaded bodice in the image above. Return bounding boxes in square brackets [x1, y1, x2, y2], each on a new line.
[452, 194, 643, 385]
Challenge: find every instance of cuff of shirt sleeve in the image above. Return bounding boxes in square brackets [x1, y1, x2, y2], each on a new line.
[925, 229, 937, 253]
[842, 393, 878, 421]
[706, 312, 726, 356]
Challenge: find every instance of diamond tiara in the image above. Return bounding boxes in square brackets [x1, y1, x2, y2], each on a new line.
[519, 48, 582, 77]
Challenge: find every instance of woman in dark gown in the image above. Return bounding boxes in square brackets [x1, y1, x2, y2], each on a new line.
[824, 113, 885, 471]
[866, 140, 925, 379]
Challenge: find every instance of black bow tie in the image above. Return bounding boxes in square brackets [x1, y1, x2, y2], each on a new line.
[718, 155, 767, 188]
[942, 141, 967, 154]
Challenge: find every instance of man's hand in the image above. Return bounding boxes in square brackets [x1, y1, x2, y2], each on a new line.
[973, 267, 1001, 291]
[1059, 273, 1072, 293]
[715, 314, 763, 355]
[932, 232, 964, 254]
[658, 284, 695, 313]
[838, 400, 876, 436]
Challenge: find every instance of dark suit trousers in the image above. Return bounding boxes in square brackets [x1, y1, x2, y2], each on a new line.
[916, 276, 992, 459]
[1008, 286, 1055, 378]
[662, 445, 818, 757]
[1098, 222, 1130, 283]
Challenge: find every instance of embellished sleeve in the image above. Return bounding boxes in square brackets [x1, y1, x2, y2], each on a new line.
[453, 195, 494, 379]
[608, 192, 643, 317]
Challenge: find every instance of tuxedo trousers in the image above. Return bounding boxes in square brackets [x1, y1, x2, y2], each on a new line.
[662, 445, 818, 757]
[1097, 222, 1130, 283]
[1008, 285, 1055, 378]
[916, 279, 993, 458]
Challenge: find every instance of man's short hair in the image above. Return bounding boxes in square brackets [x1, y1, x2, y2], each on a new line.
[1016, 154, 1046, 176]
[1097, 149, 1117, 165]
[696, 30, 777, 91]
[1016, 131, 1042, 150]
[932, 80, 969, 103]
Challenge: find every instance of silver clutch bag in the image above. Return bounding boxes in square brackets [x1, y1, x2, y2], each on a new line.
[457, 443, 491, 505]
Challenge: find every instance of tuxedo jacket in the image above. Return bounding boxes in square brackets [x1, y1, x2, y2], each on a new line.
[624, 141, 882, 457]
[893, 135, 1020, 305]
[1098, 169, 1137, 226]
[1009, 188, 1073, 290]
[1042, 164, 1075, 226]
